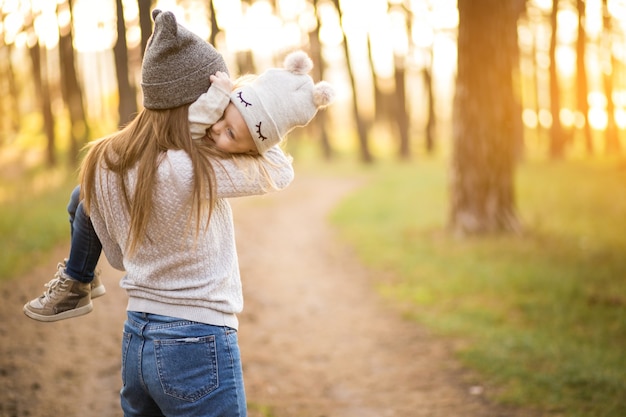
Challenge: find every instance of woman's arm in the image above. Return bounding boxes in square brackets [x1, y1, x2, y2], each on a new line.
[213, 145, 295, 198]
[165, 146, 294, 200]
[88, 195, 125, 271]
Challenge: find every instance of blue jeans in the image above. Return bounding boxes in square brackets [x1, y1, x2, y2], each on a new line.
[66, 185, 102, 283]
[121, 312, 247, 417]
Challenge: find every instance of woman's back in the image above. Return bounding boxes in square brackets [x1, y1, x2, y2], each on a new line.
[90, 146, 293, 328]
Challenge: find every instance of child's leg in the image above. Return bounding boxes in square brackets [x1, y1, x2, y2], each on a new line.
[64, 185, 103, 284]
[67, 185, 81, 237]
[65, 199, 103, 283]
[23, 186, 104, 322]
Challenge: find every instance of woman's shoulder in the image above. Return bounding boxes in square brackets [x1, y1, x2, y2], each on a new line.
[161, 149, 193, 170]
[164, 149, 191, 163]
[158, 150, 193, 182]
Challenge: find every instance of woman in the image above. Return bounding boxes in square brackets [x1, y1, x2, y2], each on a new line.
[79, 9, 333, 417]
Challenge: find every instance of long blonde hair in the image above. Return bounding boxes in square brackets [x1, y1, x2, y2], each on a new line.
[80, 105, 232, 256]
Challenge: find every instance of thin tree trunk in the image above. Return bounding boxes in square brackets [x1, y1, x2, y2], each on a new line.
[530, 15, 542, 149]
[0, 46, 6, 146]
[576, 0, 593, 155]
[6, 43, 19, 134]
[549, 0, 566, 158]
[602, 0, 621, 154]
[58, 0, 89, 166]
[209, 0, 219, 47]
[138, 0, 153, 57]
[311, 0, 332, 160]
[423, 50, 436, 154]
[331, 0, 372, 163]
[114, 0, 138, 125]
[29, 40, 56, 167]
[394, 54, 410, 159]
[449, 0, 522, 236]
[366, 32, 389, 128]
[0, 43, 18, 145]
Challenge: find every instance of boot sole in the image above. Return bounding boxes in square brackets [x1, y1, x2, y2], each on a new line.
[23, 302, 93, 322]
[91, 285, 106, 299]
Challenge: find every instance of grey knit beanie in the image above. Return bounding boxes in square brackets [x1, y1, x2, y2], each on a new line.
[231, 51, 335, 154]
[141, 9, 228, 110]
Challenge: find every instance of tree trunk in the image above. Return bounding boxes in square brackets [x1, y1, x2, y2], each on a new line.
[1, 9, 20, 140]
[331, 0, 372, 163]
[310, 0, 333, 160]
[235, 50, 256, 75]
[0, 46, 6, 146]
[602, 0, 621, 155]
[0, 43, 19, 145]
[114, 0, 138, 126]
[549, 0, 566, 158]
[138, 0, 153, 57]
[423, 53, 436, 154]
[6, 43, 19, 135]
[394, 54, 410, 160]
[209, 0, 219, 47]
[29, 40, 56, 167]
[366, 33, 383, 124]
[58, 0, 89, 166]
[449, 0, 522, 236]
[576, 0, 593, 155]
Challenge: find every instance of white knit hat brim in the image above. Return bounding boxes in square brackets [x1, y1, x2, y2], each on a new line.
[231, 86, 281, 154]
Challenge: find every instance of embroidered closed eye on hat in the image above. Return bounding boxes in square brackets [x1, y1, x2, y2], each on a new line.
[141, 9, 229, 110]
[231, 51, 335, 154]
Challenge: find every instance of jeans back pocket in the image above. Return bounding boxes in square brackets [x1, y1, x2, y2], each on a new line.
[154, 335, 219, 402]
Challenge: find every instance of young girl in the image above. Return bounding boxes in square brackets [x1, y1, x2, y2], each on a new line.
[26, 9, 333, 417]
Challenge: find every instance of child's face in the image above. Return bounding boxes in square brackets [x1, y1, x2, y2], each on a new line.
[206, 103, 258, 155]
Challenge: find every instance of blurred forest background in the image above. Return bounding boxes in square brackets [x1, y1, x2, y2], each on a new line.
[0, 0, 625, 234]
[2, 1, 626, 415]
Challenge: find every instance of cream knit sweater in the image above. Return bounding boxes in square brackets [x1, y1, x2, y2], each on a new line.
[89, 147, 294, 329]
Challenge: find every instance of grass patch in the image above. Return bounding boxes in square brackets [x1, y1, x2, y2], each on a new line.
[0, 165, 76, 281]
[0, 112, 117, 281]
[330, 157, 626, 416]
[247, 402, 277, 417]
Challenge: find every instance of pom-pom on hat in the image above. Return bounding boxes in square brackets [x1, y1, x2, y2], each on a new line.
[231, 51, 335, 154]
[141, 9, 229, 110]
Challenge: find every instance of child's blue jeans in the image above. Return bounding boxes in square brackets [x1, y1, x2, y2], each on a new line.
[66, 185, 102, 283]
[121, 312, 247, 417]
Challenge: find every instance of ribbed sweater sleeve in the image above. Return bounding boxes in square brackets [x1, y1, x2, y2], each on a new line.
[188, 83, 230, 140]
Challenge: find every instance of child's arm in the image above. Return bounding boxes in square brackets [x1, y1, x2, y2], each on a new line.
[212, 145, 295, 198]
[166, 145, 294, 199]
[188, 71, 232, 140]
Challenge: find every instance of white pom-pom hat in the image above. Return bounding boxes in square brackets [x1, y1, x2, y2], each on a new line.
[231, 51, 335, 154]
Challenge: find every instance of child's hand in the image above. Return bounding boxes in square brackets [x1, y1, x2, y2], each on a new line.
[210, 71, 233, 93]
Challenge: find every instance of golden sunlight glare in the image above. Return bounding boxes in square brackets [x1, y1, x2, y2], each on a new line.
[3, 0, 623, 138]
[72, 0, 115, 52]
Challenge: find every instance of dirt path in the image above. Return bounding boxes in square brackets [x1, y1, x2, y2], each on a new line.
[0, 174, 533, 417]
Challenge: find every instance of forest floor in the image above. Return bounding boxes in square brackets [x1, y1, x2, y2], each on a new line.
[0, 173, 540, 417]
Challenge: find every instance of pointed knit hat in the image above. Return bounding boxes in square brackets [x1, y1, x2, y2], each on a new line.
[231, 51, 335, 154]
[141, 9, 229, 110]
